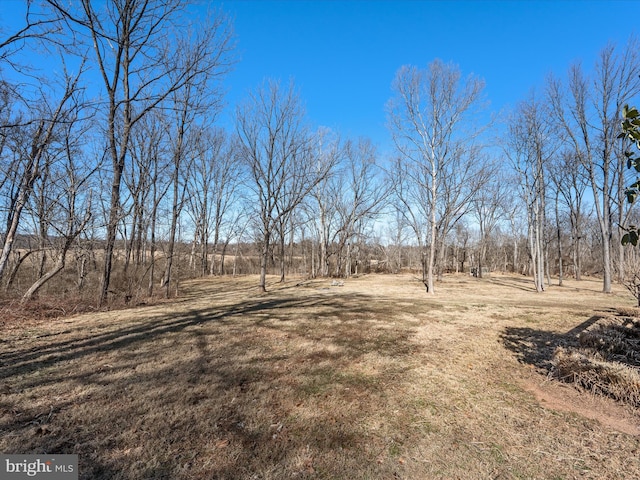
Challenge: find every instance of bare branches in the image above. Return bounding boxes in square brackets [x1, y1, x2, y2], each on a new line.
[548, 38, 640, 292]
[237, 80, 335, 290]
[388, 59, 489, 293]
[42, 0, 235, 304]
[0, 64, 87, 282]
[0, 1, 68, 73]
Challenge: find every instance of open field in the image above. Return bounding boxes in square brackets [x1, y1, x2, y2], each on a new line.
[2, 273, 640, 479]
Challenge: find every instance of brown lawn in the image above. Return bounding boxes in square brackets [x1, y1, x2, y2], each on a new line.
[1, 273, 640, 479]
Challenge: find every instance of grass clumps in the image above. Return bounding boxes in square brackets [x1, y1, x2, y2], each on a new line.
[552, 313, 640, 407]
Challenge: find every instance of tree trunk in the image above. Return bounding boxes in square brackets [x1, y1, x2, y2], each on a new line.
[0, 188, 32, 281]
[602, 231, 612, 293]
[233, 241, 240, 277]
[426, 239, 436, 294]
[574, 235, 581, 281]
[279, 228, 286, 282]
[99, 145, 125, 306]
[4, 250, 35, 292]
[76, 252, 87, 292]
[219, 241, 228, 275]
[557, 222, 563, 287]
[161, 188, 178, 298]
[259, 230, 270, 292]
[22, 256, 65, 302]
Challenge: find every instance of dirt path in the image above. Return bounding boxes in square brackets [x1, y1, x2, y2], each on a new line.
[521, 376, 640, 436]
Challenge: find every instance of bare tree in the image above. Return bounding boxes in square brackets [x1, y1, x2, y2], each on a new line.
[0, 64, 85, 283]
[0, 9, 77, 292]
[548, 39, 640, 293]
[504, 95, 555, 292]
[387, 59, 488, 293]
[21, 123, 95, 302]
[309, 128, 342, 277]
[159, 20, 233, 297]
[186, 127, 244, 277]
[333, 138, 388, 277]
[471, 167, 508, 278]
[389, 154, 430, 278]
[159, 85, 196, 299]
[384, 205, 410, 274]
[236, 80, 334, 292]
[548, 150, 590, 281]
[118, 109, 172, 298]
[47, 0, 234, 305]
[306, 134, 386, 279]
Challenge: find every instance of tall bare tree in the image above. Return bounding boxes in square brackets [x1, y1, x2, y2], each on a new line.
[236, 80, 334, 292]
[548, 39, 640, 293]
[333, 138, 388, 277]
[389, 154, 429, 277]
[309, 128, 342, 277]
[0, 4, 77, 291]
[186, 127, 244, 277]
[21, 113, 95, 302]
[159, 84, 197, 299]
[387, 59, 488, 293]
[159, 20, 233, 296]
[0, 65, 84, 283]
[504, 95, 555, 292]
[47, 0, 234, 304]
[471, 166, 508, 278]
[548, 150, 590, 281]
[119, 109, 172, 299]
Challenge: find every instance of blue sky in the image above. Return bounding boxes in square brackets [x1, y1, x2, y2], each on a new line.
[1, 0, 638, 156]
[215, 0, 639, 154]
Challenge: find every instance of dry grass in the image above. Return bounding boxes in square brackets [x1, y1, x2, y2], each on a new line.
[553, 347, 640, 406]
[551, 310, 640, 407]
[2, 273, 640, 479]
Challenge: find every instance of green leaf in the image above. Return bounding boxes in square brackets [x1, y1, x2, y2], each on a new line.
[623, 230, 640, 246]
[627, 191, 637, 204]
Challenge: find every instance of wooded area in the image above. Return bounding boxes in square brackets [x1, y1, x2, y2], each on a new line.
[1, 0, 640, 306]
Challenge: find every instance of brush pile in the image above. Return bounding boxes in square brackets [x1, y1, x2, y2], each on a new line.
[552, 310, 640, 407]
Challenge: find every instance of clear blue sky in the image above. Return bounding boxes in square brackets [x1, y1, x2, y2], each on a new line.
[215, 0, 639, 154]
[1, 0, 638, 155]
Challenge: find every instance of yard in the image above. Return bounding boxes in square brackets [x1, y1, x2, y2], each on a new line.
[1, 273, 639, 479]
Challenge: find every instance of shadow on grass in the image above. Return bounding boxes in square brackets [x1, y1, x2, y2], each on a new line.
[0, 296, 326, 381]
[500, 315, 604, 373]
[0, 288, 420, 479]
[487, 276, 536, 293]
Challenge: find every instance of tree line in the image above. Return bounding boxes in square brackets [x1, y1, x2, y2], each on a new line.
[0, 1, 639, 305]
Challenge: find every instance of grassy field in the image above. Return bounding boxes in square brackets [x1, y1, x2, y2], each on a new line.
[1, 273, 640, 479]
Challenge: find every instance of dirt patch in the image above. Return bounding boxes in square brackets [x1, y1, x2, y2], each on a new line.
[521, 375, 640, 436]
